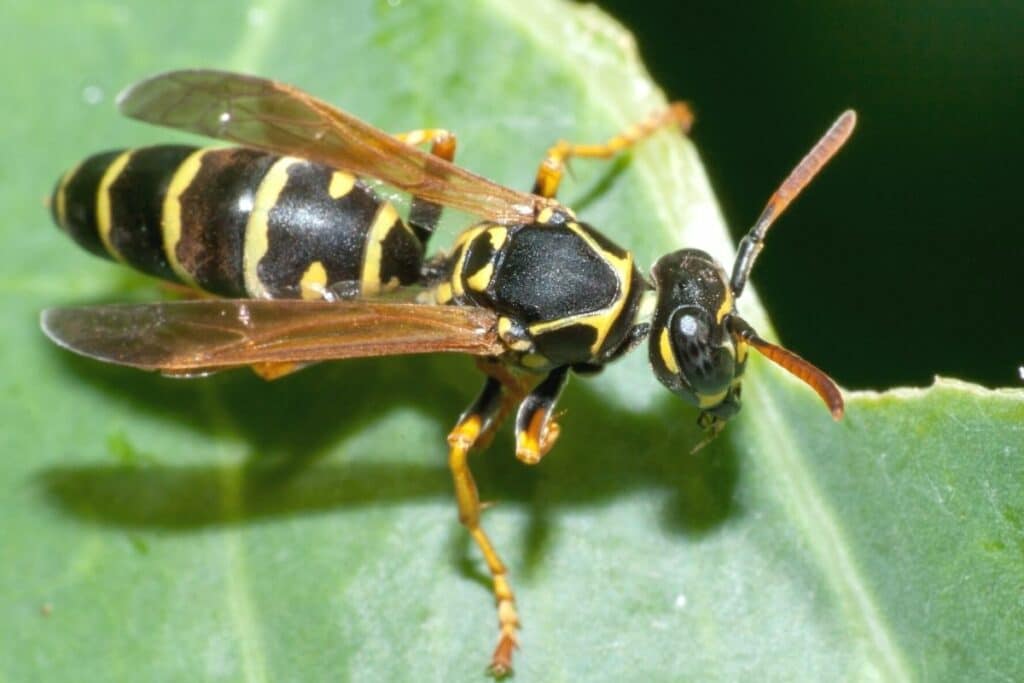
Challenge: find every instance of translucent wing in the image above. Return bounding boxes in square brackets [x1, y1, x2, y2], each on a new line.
[41, 300, 503, 374]
[118, 69, 557, 223]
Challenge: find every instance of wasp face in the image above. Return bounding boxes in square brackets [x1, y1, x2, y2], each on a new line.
[648, 249, 745, 425]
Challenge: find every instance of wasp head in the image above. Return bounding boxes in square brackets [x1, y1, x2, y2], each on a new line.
[647, 249, 745, 428]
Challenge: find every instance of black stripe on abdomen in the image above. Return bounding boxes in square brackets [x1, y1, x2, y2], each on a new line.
[52, 150, 124, 259]
[170, 148, 277, 297]
[104, 146, 197, 281]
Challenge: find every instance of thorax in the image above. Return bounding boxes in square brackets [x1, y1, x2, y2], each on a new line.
[432, 212, 648, 371]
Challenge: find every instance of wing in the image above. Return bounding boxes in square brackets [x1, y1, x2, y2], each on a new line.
[117, 69, 557, 224]
[41, 300, 504, 374]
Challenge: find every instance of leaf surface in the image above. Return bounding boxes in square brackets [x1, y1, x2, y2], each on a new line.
[1, 1, 1022, 681]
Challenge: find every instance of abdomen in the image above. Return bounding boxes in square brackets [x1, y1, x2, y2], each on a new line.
[51, 146, 424, 299]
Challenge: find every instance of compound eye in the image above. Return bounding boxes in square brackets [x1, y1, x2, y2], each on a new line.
[671, 307, 710, 349]
[675, 310, 705, 342]
[669, 307, 733, 394]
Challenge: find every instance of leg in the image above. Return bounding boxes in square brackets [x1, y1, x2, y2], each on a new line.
[249, 361, 309, 381]
[159, 283, 312, 381]
[447, 376, 522, 677]
[691, 412, 727, 454]
[531, 102, 694, 198]
[160, 281, 214, 300]
[393, 128, 458, 243]
[514, 365, 570, 464]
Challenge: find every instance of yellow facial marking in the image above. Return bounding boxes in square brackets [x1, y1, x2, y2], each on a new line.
[245, 156, 299, 298]
[328, 171, 356, 199]
[299, 260, 328, 300]
[659, 327, 680, 374]
[537, 207, 554, 224]
[698, 388, 729, 409]
[466, 261, 494, 292]
[716, 286, 734, 324]
[161, 149, 206, 288]
[360, 202, 401, 296]
[96, 150, 133, 262]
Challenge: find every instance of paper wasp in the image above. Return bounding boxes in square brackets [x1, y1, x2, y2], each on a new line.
[44, 69, 853, 675]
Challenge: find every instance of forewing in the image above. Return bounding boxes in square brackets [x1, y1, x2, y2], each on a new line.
[41, 300, 503, 374]
[117, 69, 553, 223]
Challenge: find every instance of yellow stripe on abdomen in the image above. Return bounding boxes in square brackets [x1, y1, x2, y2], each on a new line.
[161, 149, 206, 288]
[53, 160, 83, 233]
[360, 202, 400, 296]
[244, 156, 299, 299]
[95, 150, 133, 262]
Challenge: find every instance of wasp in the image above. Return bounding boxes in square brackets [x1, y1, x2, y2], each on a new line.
[43, 69, 854, 676]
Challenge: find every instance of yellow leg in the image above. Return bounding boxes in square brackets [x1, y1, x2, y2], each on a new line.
[248, 361, 309, 381]
[392, 128, 458, 241]
[448, 362, 551, 674]
[448, 414, 520, 678]
[515, 408, 563, 465]
[159, 281, 214, 300]
[532, 102, 694, 198]
[393, 128, 457, 162]
[513, 366, 570, 465]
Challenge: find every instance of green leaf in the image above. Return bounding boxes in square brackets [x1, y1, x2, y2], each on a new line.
[3, 1, 1022, 681]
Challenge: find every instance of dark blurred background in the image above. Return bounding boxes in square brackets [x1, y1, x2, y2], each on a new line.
[599, 2, 1023, 390]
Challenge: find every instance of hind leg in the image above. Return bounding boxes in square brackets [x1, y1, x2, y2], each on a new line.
[531, 102, 693, 198]
[392, 129, 458, 243]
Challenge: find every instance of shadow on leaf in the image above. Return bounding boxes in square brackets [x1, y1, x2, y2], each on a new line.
[41, 342, 745, 555]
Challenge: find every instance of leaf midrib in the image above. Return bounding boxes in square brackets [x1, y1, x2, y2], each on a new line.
[491, 0, 914, 678]
[212, 14, 289, 681]
[751, 375, 913, 680]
